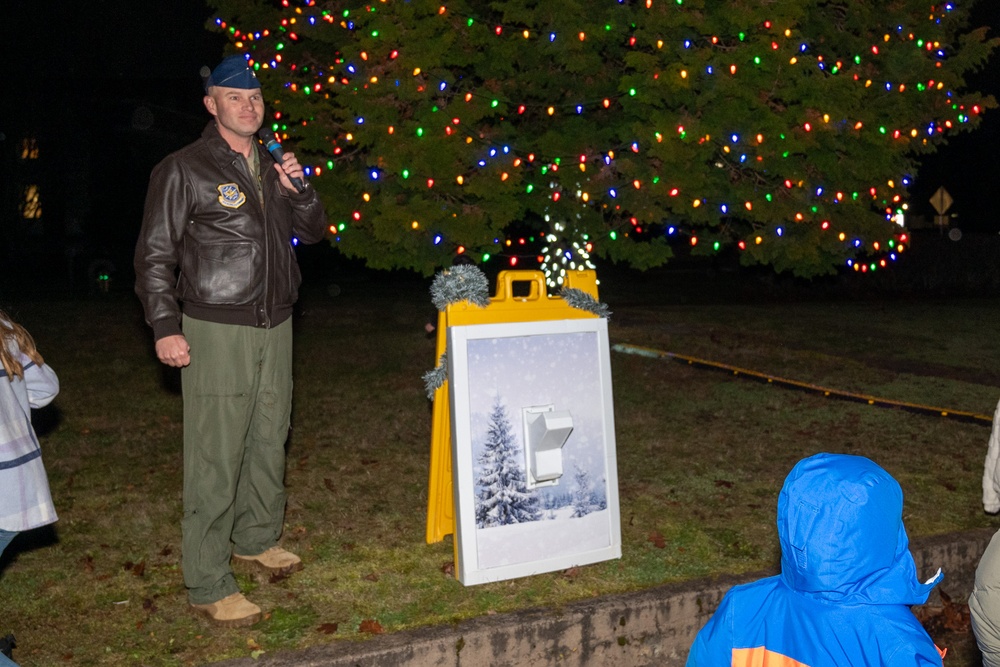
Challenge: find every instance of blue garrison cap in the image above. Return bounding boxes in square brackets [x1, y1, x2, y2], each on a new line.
[204, 55, 260, 91]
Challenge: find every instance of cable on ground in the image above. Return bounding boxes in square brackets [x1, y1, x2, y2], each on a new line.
[612, 343, 993, 427]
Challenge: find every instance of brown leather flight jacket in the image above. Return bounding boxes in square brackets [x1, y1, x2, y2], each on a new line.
[134, 123, 328, 341]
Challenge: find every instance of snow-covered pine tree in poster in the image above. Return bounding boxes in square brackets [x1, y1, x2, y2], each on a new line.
[475, 396, 542, 528]
[573, 466, 596, 517]
[459, 325, 618, 573]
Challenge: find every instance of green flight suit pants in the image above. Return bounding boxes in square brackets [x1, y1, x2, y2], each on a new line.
[180, 315, 293, 605]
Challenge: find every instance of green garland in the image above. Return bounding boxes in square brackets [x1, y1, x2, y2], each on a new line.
[560, 287, 611, 319]
[430, 265, 490, 311]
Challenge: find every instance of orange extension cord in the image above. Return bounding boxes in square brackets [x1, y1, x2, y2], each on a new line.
[613, 343, 993, 427]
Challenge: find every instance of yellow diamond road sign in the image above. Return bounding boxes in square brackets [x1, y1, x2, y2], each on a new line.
[930, 186, 953, 215]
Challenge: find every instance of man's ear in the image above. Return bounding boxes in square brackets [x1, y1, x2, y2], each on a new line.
[203, 95, 217, 116]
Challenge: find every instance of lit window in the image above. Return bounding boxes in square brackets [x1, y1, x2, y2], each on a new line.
[20, 137, 39, 160]
[20, 185, 42, 219]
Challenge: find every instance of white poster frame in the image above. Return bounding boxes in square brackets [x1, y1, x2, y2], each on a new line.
[447, 317, 621, 585]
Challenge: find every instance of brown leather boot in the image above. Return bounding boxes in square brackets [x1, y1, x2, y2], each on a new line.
[233, 546, 303, 576]
[190, 593, 261, 627]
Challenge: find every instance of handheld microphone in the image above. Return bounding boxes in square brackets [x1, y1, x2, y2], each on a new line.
[257, 129, 307, 193]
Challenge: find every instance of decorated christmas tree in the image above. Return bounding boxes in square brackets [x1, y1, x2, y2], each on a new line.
[208, 0, 997, 280]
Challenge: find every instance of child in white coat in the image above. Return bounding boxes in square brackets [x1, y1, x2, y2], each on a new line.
[0, 310, 59, 667]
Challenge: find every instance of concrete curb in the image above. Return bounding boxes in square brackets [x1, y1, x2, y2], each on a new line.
[214, 527, 996, 667]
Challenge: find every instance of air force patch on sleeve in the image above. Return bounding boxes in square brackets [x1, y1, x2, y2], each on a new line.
[217, 183, 247, 209]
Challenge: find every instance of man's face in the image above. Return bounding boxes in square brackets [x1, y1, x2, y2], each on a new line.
[203, 86, 264, 141]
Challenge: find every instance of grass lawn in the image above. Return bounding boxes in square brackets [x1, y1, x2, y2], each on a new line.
[1, 271, 998, 666]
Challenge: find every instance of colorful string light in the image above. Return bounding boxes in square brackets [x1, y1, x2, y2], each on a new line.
[209, 0, 995, 278]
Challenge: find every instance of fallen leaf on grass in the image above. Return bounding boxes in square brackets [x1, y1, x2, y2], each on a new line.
[317, 623, 339, 634]
[269, 571, 291, 584]
[440, 561, 455, 577]
[81, 555, 94, 573]
[648, 531, 666, 549]
[359, 619, 384, 634]
[363, 572, 380, 582]
[915, 590, 971, 634]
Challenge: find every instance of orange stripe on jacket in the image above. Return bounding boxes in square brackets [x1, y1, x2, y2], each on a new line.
[732, 647, 811, 667]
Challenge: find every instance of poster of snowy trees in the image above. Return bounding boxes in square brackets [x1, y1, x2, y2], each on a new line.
[448, 318, 621, 585]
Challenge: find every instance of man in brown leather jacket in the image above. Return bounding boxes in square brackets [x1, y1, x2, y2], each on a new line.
[134, 54, 328, 627]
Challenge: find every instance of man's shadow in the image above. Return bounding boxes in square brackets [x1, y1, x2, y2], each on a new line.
[160, 365, 182, 394]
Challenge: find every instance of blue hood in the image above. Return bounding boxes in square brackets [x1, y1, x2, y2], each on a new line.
[777, 453, 940, 605]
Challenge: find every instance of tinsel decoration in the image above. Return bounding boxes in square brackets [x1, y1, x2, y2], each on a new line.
[423, 352, 448, 399]
[561, 287, 611, 319]
[424, 266, 488, 398]
[430, 264, 491, 311]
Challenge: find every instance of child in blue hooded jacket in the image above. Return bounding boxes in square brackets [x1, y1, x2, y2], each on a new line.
[687, 453, 944, 667]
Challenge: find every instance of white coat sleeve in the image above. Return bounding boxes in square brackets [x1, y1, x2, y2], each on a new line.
[21, 355, 59, 409]
[983, 399, 1000, 514]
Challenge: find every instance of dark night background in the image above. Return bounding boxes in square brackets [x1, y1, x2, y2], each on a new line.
[1, 0, 998, 295]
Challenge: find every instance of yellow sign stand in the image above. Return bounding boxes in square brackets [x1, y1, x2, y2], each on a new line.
[425, 269, 602, 546]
